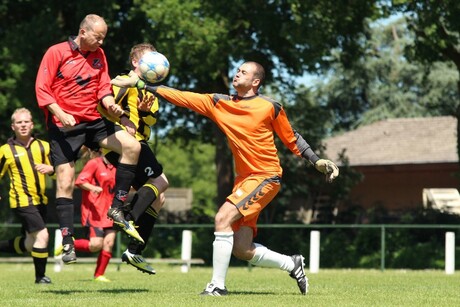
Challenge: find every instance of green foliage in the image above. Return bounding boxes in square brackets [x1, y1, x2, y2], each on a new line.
[314, 17, 459, 132]
[154, 138, 217, 221]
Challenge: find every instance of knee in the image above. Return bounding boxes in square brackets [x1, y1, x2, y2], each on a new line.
[34, 229, 49, 247]
[157, 193, 167, 208]
[214, 211, 231, 229]
[126, 138, 141, 156]
[90, 241, 103, 252]
[151, 174, 169, 192]
[104, 241, 114, 252]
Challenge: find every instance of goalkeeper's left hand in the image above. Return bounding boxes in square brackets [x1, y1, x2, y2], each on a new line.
[111, 70, 145, 89]
[315, 159, 339, 183]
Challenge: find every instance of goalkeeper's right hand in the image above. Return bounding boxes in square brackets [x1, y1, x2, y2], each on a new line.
[315, 159, 339, 183]
[111, 70, 145, 90]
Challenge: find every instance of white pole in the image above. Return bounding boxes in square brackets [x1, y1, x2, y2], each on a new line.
[309, 230, 320, 273]
[53, 229, 63, 272]
[445, 232, 455, 275]
[181, 230, 192, 273]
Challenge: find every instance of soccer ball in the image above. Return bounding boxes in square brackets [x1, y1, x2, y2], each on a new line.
[138, 51, 170, 84]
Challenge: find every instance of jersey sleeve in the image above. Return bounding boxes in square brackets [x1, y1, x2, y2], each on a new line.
[75, 159, 97, 186]
[35, 46, 61, 109]
[96, 48, 114, 101]
[0, 145, 8, 179]
[156, 86, 215, 118]
[272, 107, 319, 164]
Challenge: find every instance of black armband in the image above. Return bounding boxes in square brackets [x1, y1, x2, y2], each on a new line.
[294, 130, 320, 165]
[302, 148, 320, 165]
[144, 84, 158, 94]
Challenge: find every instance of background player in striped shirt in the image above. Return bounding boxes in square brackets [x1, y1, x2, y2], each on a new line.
[112, 61, 339, 296]
[0, 108, 54, 284]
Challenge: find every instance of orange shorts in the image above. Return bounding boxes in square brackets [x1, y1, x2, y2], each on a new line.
[228, 173, 281, 237]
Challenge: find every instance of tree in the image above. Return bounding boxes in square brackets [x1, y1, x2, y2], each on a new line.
[0, 0, 387, 218]
[390, 0, 460, 160]
[312, 17, 458, 132]
[124, 0, 381, 207]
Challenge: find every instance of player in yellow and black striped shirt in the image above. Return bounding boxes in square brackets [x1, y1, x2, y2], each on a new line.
[0, 108, 54, 284]
[98, 43, 169, 275]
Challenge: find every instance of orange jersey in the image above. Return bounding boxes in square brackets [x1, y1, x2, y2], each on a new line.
[156, 87, 311, 177]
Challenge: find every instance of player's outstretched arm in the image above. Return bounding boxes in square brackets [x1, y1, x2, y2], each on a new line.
[111, 70, 154, 92]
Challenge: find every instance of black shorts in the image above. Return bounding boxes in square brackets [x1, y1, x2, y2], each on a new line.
[13, 205, 47, 233]
[83, 225, 112, 239]
[48, 118, 122, 166]
[105, 141, 163, 190]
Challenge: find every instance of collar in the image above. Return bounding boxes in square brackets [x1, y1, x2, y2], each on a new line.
[232, 93, 259, 101]
[68, 36, 79, 51]
[8, 136, 35, 148]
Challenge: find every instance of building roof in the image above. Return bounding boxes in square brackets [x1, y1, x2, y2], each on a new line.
[323, 116, 458, 166]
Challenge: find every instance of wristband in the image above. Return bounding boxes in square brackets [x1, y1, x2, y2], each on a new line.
[136, 79, 146, 90]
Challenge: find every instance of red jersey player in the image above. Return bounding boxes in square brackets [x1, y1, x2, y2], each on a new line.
[74, 149, 117, 282]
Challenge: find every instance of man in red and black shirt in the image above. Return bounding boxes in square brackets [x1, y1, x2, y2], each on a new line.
[35, 14, 143, 264]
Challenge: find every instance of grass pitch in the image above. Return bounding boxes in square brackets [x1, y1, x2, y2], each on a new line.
[0, 262, 458, 306]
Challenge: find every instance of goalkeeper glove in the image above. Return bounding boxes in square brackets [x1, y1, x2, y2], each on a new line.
[111, 70, 146, 90]
[315, 159, 339, 183]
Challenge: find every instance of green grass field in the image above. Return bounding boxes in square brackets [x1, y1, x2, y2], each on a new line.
[0, 262, 458, 307]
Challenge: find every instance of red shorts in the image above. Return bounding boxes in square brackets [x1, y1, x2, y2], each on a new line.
[227, 173, 281, 237]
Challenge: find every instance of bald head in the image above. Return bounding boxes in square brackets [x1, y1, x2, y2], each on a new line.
[80, 14, 106, 32]
[77, 14, 108, 52]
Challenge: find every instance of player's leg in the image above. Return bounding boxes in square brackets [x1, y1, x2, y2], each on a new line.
[48, 124, 86, 265]
[230, 175, 308, 295]
[200, 201, 242, 296]
[74, 226, 103, 253]
[122, 144, 168, 269]
[122, 193, 165, 274]
[123, 142, 167, 222]
[96, 120, 142, 242]
[0, 236, 27, 254]
[126, 174, 168, 222]
[54, 162, 78, 264]
[94, 229, 116, 282]
[17, 205, 51, 284]
[29, 228, 51, 284]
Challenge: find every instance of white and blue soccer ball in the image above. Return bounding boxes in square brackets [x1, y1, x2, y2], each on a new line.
[138, 51, 170, 84]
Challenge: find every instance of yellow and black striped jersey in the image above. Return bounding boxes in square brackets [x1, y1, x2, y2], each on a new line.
[98, 74, 159, 142]
[0, 137, 52, 208]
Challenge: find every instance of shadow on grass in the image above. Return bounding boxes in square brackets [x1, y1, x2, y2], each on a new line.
[41, 288, 150, 295]
[229, 291, 278, 295]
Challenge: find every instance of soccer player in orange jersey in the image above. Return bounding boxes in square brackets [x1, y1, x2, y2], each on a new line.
[112, 61, 339, 296]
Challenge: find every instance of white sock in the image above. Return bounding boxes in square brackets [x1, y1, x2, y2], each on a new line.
[210, 231, 234, 288]
[248, 243, 294, 272]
